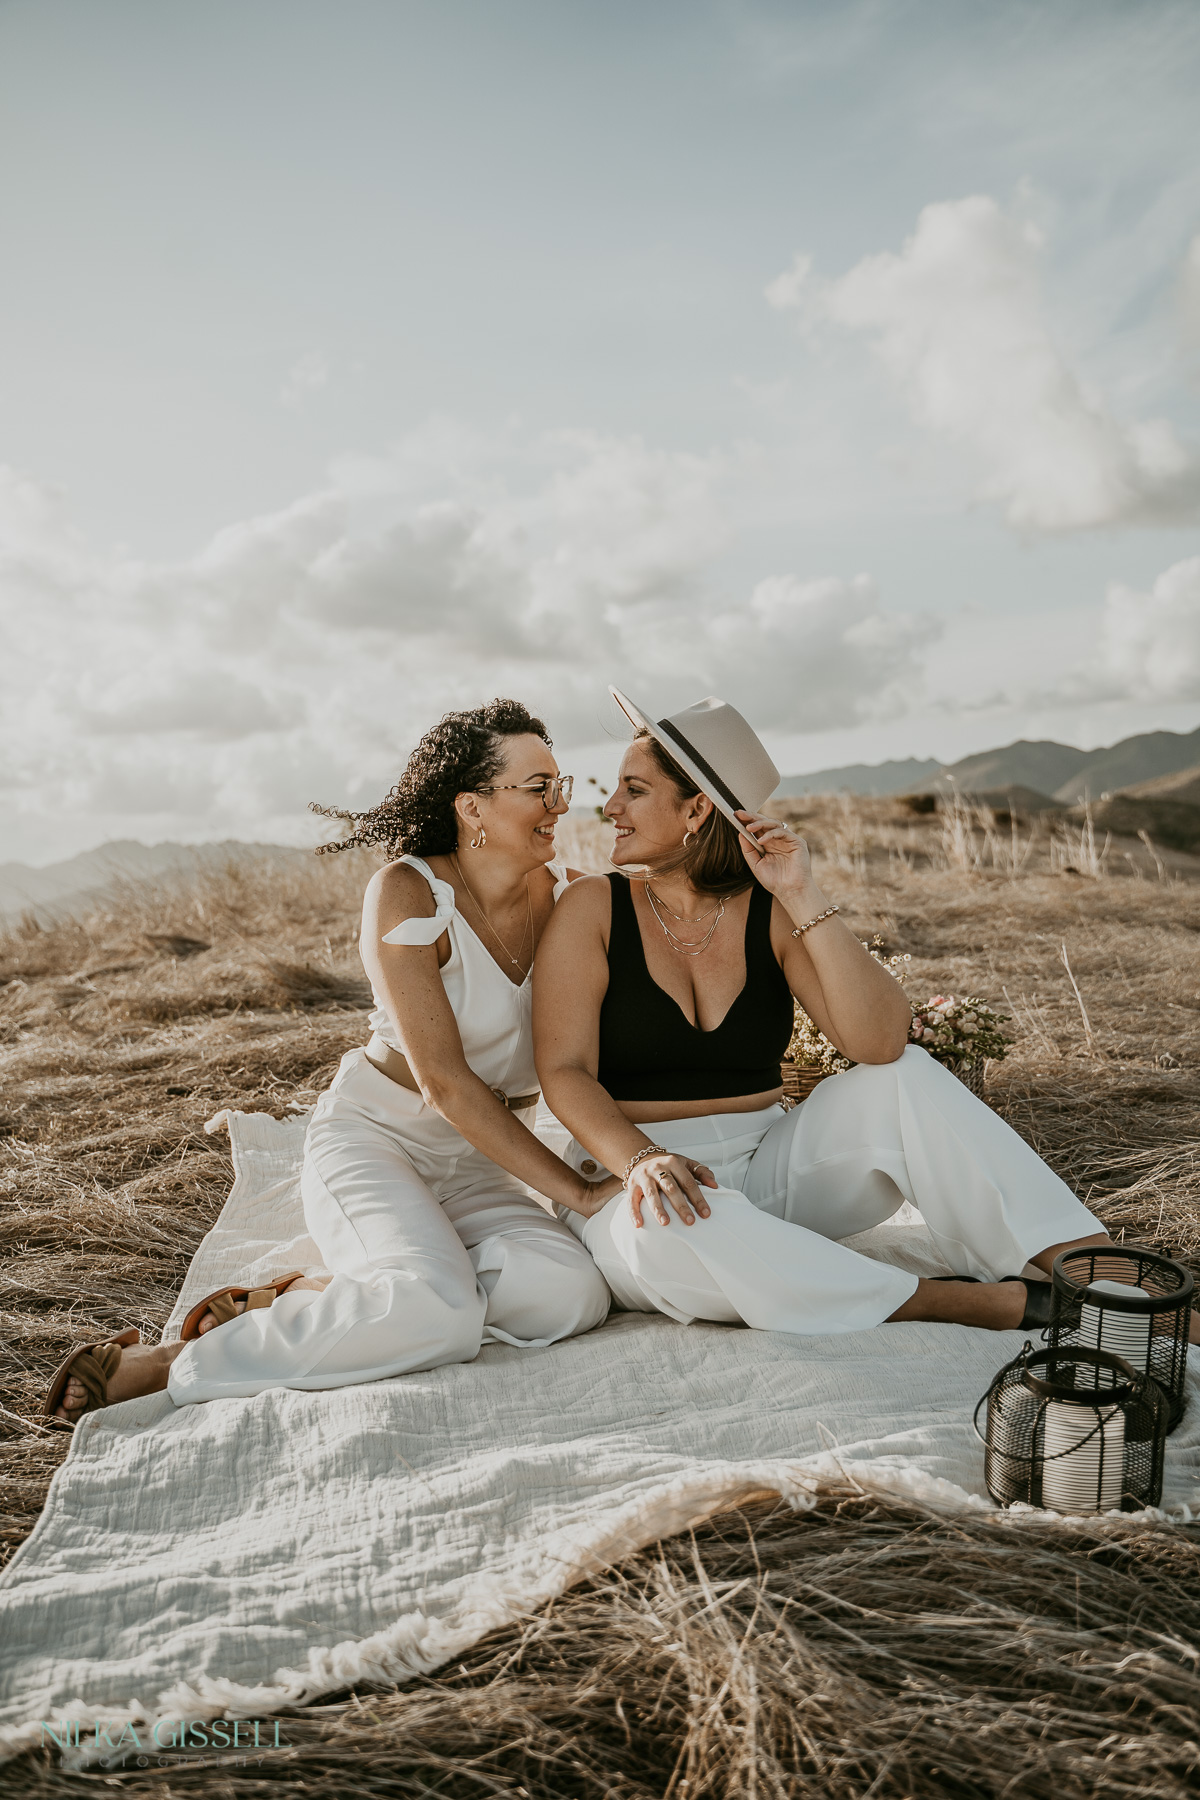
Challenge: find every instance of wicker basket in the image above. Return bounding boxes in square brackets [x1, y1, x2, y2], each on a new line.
[955, 1058, 986, 1097]
[779, 1062, 833, 1102]
[781, 1056, 987, 1101]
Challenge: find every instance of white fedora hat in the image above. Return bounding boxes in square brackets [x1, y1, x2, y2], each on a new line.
[610, 688, 780, 830]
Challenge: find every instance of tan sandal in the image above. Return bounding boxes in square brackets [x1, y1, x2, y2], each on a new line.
[180, 1271, 306, 1341]
[42, 1326, 141, 1429]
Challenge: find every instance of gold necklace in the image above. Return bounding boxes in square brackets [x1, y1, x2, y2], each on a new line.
[645, 883, 721, 924]
[452, 857, 533, 971]
[644, 882, 724, 956]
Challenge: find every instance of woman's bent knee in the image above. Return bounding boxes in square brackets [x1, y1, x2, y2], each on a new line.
[477, 1236, 610, 1344]
[522, 1261, 609, 1341]
[555, 1259, 611, 1336]
[609, 1185, 739, 1270]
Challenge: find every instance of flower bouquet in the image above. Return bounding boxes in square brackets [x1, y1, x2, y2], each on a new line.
[782, 941, 1010, 1101]
[907, 995, 1011, 1095]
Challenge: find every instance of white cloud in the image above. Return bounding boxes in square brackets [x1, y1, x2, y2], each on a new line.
[769, 196, 1200, 532]
[74, 670, 305, 739]
[697, 574, 934, 729]
[0, 432, 936, 849]
[1059, 556, 1200, 704]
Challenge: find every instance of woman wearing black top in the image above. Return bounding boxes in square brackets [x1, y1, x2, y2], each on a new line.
[533, 689, 1117, 1339]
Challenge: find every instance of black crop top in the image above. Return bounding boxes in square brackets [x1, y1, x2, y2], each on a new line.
[597, 876, 795, 1102]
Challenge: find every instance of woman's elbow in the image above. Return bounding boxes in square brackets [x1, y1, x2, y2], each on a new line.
[416, 1076, 452, 1113]
[537, 1062, 568, 1107]
[538, 1061, 584, 1118]
[851, 1016, 911, 1066]
[415, 1064, 472, 1115]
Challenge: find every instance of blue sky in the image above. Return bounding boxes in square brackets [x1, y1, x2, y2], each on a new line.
[1, 0, 1199, 860]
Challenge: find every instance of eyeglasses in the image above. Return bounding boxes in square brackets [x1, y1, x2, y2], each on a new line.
[476, 775, 574, 810]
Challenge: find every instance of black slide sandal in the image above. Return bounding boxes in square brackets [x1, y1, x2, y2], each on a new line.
[930, 1273, 1054, 1330]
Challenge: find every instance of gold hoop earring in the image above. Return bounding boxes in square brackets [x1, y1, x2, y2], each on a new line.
[682, 830, 697, 848]
[470, 827, 487, 850]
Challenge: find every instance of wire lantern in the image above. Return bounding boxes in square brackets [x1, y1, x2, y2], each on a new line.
[1048, 1246, 1193, 1431]
[976, 1344, 1167, 1514]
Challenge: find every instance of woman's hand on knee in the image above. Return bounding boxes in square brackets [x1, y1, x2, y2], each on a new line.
[628, 1155, 717, 1229]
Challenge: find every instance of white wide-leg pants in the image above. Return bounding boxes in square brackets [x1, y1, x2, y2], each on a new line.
[560, 1046, 1103, 1336]
[168, 1049, 610, 1405]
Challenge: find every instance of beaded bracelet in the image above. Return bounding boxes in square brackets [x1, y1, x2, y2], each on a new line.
[622, 1144, 667, 1186]
[790, 904, 840, 938]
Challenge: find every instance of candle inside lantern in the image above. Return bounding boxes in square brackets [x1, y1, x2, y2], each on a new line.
[1040, 1399, 1126, 1513]
[1078, 1278, 1154, 1381]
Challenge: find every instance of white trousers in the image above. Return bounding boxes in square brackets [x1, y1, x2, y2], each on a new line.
[560, 1046, 1103, 1336]
[167, 1049, 610, 1405]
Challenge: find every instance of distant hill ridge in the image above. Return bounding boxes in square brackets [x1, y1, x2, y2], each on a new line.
[775, 757, 943, 797]
[779, 724, 1200, 803]
[0, 839, 308, 926]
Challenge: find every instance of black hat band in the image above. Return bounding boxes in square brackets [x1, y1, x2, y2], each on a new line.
[656, 718, 745, 814]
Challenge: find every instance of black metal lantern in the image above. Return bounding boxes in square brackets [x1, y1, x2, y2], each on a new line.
[1048, 1246, 1193, 1430]
[976, 1345, 1168, 1513]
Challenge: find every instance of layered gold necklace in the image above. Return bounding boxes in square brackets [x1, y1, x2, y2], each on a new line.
[644, 882, 724, 957]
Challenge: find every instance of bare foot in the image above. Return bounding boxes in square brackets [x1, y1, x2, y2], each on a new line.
[55, 1340, 187, 1423]
[196, 1274, 331, 1334]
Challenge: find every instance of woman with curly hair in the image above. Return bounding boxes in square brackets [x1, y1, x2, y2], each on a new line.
[47, 700, 616, 1423]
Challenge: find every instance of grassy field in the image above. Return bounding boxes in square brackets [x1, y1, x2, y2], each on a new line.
[2, 797, 1199, 1797]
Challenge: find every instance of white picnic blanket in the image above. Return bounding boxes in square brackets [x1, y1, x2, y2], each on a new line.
[2, 1107, 1198, 1764]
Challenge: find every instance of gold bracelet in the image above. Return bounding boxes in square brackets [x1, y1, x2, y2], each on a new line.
[622, 1144, 667, 1185]
[790, 904, 839, 938]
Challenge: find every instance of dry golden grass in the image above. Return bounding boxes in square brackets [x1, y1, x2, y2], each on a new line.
[2, 805, 1199, 1797]
[10, 1489, 1200, 1800]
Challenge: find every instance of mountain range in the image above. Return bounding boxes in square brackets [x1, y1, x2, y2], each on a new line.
[777, 723, 1200, 804]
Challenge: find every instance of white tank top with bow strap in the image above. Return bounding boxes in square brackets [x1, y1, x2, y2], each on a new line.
[367, 853, 569, 1098]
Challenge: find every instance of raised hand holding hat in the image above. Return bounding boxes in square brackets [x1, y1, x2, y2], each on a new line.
[610, 685, 825, 901]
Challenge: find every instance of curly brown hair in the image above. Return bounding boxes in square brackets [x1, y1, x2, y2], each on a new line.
[311, 699, 551, 858]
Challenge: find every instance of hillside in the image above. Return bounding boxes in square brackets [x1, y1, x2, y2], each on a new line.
[1080, 794, 1200, 855]
[1118, 764, 1200, 805]
[775, 757, 942, 798]
[945, 739, 1091, 797]
[1054, 727, 1200, 802]
[782, 722, 1200, 803]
